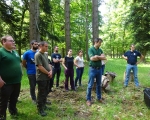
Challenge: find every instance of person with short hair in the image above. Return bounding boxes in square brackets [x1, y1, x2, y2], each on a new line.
[86, 38, 107, 106]
[122, 44, 144, 88]
[50, 46, 62, 90]
[74, 50, 84, 88]
[0, 35, 22, 120]
[22, 40, 38, 104]
[35, 41, 52, 116]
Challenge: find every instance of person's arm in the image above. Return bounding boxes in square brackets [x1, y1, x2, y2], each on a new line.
[62, 58, 67, 70]
[37, 65, 51, 77]
[22, 60, 27, 68]
[0, 76, 5, 88]
[122, 55, 128, 60]
[74, 57, 79, 68]
[137, 54, 144, 64]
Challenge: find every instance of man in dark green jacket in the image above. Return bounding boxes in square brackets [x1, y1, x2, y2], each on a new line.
[0, 35, 22, 120]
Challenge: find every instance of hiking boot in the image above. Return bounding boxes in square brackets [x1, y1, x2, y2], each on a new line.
[86, 100, 91, 106]
[98, 99, 105, 104]
[38, 109, 47, 116]
[44, 105, 51, 111]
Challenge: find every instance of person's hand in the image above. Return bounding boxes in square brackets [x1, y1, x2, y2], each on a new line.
[48, 71, 52, 78]
[0, 77, 5, 88]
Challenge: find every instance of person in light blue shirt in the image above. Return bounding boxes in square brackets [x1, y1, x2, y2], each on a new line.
[22, 40, 38, 103]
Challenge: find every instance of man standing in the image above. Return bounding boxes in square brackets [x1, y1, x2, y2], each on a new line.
[86, 38, 107, 106]
[0, 35, 22, 120]
[122, 44, 144, 88]
[22, 40, 38, 103]
[50, 46, 62, 90]
[35, 41, 52, 116]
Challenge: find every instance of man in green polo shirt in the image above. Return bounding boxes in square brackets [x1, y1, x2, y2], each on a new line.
[86, 38, 107, 106]
[0, 35, 22, 120]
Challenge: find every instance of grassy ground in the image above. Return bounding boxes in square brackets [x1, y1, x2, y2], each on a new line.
[7, 58, 150, 120]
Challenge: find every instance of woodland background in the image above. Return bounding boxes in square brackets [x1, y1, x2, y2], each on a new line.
[0, 0, 150, 60]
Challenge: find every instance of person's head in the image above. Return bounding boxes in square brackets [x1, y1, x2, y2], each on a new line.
[78, 50, 83, 56]
[30, 40, 38, 50]
[1, 35, 15, 51]
[67, 49, 72, 56]
[130, 44, 135, 51]
[38, 41, 48, 53]
[54, 46, 59, 53]
[94, 38, 103, 48]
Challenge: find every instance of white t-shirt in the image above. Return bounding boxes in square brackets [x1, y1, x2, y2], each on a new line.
[75, 56, 84, 68]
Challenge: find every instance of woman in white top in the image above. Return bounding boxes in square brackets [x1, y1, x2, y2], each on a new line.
[74, 50, 84, 88]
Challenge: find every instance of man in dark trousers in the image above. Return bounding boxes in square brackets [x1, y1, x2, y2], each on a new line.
[86, 38, 107, 106]
[35, 41, 52, 116]
[122, 44, 144, 88]
[50, 46, 62, 91]
[22, 40, 38, 104]
[0, 35, 22, 120]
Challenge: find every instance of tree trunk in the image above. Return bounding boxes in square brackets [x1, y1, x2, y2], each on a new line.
[65, 0, 71, 54]
[29, 0, 40, 42]
[85, 0, 89, 61]
[92, 0, 99, 44]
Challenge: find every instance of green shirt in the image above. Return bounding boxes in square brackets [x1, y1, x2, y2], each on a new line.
[35, 51, 50, 81]
[88, 46, 103, 67]
[0, 47, 22, 84]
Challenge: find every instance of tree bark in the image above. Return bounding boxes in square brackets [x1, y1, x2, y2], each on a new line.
[92, 0, 99, 44]
[29, 0, 40, 42]
[65, 0, 71, 54]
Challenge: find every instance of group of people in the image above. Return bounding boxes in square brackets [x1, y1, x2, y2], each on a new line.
[0, 35, 144, 119]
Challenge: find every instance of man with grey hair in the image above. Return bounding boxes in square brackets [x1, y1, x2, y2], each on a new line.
[0, 35, 22, 120]
[86, 38, 107, 106]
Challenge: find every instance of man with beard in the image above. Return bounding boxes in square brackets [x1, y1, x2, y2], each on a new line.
[22, 40, 38, 104]
[49, 46, 62, 91]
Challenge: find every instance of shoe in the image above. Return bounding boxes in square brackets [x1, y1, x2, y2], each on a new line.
[98, 99, 105, 104]
[44, 106, 51, 111]
[86, 100, 91, 106]
[38, 109, 47, 116]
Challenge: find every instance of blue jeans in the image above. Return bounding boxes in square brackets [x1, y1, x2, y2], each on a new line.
[124, 64, 139, 87]
[75, 67, 84, 86]
[86, 67, 102, 101]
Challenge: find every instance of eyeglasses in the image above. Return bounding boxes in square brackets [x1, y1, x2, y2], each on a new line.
[7, 40, 15, 42]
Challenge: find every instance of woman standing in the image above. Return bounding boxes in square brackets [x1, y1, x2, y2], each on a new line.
[62, 49, 75, 91]
[74, 50, 84, 88]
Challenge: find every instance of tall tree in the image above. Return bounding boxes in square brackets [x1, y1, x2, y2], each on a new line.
[65, 0, 71, 53]
[29, 0, 40, 42]
[92, 0, 99, 43]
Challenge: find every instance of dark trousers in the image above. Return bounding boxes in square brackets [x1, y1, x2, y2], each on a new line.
[49, 67, 61, 90]
[75, 67, 84, 87]
[37, 80, 49, 110]
[64, 69, 75, 90]
[0, 83, 21, 120]
[101, 65, 105, 75]
[27, 74, 36, 100]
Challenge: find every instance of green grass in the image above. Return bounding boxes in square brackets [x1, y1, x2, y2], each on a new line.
[7, 58, 150, 120]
